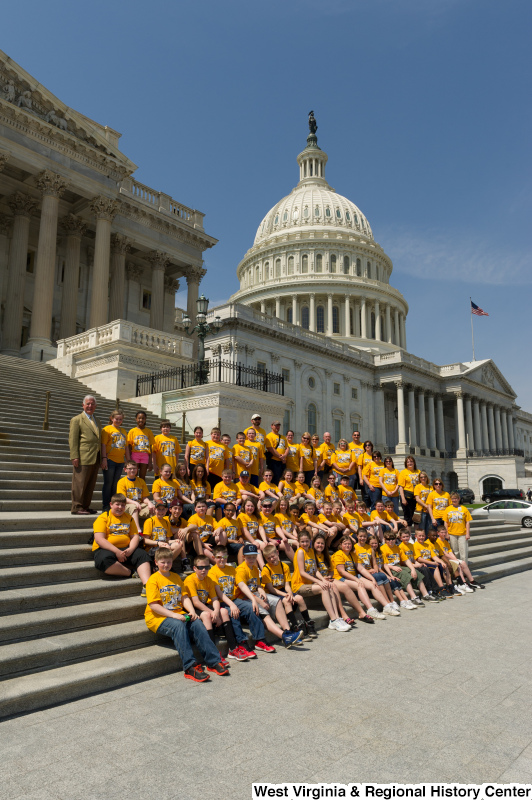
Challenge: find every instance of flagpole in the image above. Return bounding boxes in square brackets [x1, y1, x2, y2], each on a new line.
[470, 296, 475, 361]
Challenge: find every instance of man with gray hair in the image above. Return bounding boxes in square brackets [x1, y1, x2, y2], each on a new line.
[69, 395, 102, 515]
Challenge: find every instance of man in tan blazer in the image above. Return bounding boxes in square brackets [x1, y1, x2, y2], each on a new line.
[69, 395, 102, 515]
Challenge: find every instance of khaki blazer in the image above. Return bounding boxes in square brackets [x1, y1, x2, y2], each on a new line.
[69, 412, 102, 464]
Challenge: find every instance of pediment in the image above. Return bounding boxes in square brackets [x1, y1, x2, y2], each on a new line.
[0, 50, 136, 175]
[463, 360, 516, 398]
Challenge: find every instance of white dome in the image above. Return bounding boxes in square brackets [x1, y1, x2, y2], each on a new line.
[254, 186, 373, 246]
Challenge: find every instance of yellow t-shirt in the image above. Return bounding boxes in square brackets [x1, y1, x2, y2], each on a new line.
[235, 561, 261, 598]
[332, 450, 356, 476]
[152, 478, 179, 502]
[348, 442, 365, 461]
[92, 511, 136, 552]
[186, 512, 216, 542]
[315, 551, 331, 577]
[357, 452, 374, 473]
[430, 538, 446, 558]
[190, 480, 211, 501]
[437, 536, 454, 555]
[343, 511, 362, 532]
[330, 550, 357, 580]
[184, 573, 217, 606]
[213, 481, 240, 503]
[142, 515, 172, 545]
[232, 443, 253, 476]
[362, 461, 384, 488]
[399, 540, 415, 564]
[414, 484, 431, 512]
[245, 440, 265, 476]
[236, 480, 259, 497]
[280, 480, 298, 500]
[321, 512, 343, 526]
[101, 425, 127, 463]
[285, 443, 300, 473]
[259, 480, 279, 496]
[260, 512, 278, 539]
[265, 432, 288, 461]
[261, 561, 290, 590]
[370, 509, 392, 524]
[300, 512, 326, 527]
[338, 485, 356, 505]
[381, 542, 401, 566]
[145, 571, 187, 632]
[354, 542, 373, 569]
[398, 469, 421, 493]
[215, 516, 244, 542]
[237, 512, 260, 538]
[298, 444, 315, 472]
[188, 439, 208, 466]
[208, 563, 237, 600]
[205, 440, 230, 478]
[176, 478, 194, 501]
[243, 425, 266, 445]
[294, 481, 309, 495]
[291, 547, 317, 592]
[153, 434, 181, 473]
[427, 490, 451, 518]
[127, 427, 155, 454]
[317, 441, 336, 466]
[413, 540, 434, 562]
[308, 486, 325, 507]
[275, 512, 294, 535]
[324, 484, 340, 504]
[116, 476, 148, 503]
[380, 468, 399, 494]
[442, 505, 471, 536]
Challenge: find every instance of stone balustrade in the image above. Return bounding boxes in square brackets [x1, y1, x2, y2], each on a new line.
[56, 319, 192, 359]
[118, 178, 205, 230]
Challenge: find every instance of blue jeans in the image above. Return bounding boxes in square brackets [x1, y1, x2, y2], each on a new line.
[234, 598, 266, 641]
[158, 617, 221, 671]
[102, 460, 124, 511]
[384, 495, 400, 513]
[373, 571, 389, 586]
[420, 511, 432, 536]
[368, 486, 382, 510]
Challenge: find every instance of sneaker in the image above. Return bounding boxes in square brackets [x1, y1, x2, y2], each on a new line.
[454, 584, 466, 595]
[294, 621, 311, 642]
[219, 656, 231, 668]
[206, 662, 230, 676]
[443, 586, 454, 598]
[282, 630, 303, 648]
[450, 585, 462, 596]
[334, 618, 351, 631]
[434, 590, 446, 600]
[237, 645, 257, 659]
[305, 620, 318, 638]
[184, 664, 210, 682]
[401, 600, 416, 610]
[462, 583, 475, 593]
[412, 597, 425, 606]
[227, 647, 249, 661]
[367, 607, 386, 620]
[180, 557, 192, 572]
[423, 594, 439, 603]
[140, 586, 147, 597]
[254, 640, 276, 653]
[405, 600, 418, 609]
[383, 604, 401, 616]
[392, 601, 401, 611]
[469, 580, 485, 589]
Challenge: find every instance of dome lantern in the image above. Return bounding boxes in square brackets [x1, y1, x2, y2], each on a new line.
[296, 111, 329, 186]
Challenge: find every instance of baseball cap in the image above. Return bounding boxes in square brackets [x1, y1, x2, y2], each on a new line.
[240, 470, 250, 477]
[242, 543, 259, 556]
[251, 414, 261, 420]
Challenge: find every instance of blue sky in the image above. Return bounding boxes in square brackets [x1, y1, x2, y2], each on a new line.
[4, 0, 531, 402]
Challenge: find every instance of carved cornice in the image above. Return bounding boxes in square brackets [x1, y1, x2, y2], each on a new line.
[0, 214, 12, 236]
[186, 266, 207, 285]
[118, 199, 215, 253]
[147, 250, 169, 271]
[126, 263, 144, 281]
[90, 195, 119, 222]
[61, 213, 86, 239]
[8, 191, 37, 218]
[0, 152, 8, 172]
[35, 170, 68, 198]
[110, 233, 131, 255]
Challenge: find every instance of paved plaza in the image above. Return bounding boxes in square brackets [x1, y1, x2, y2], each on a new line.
[1, 573, 531, 800]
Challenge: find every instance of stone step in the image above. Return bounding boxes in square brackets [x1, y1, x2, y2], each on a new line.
[0, 479, 103, 491]
[0, 465, 94, 476]
[0, 544, 92, 566]
[0, 619, 153, 679]
[472, 555, 532, 583]
[0, 595, 145, 644]
[0, 489, 77, 500]
[0, 516, 92, 533]
[0, 561, 100, 589]
[470, 543, 532, 570]
[0, 528, 92, 548]
[469, 533, 532, 556]
[0, 576, 141, 614]
[0, 499, 101, 511]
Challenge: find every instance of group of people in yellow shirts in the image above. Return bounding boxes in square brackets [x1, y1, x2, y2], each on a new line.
[92, 412, 485, 683]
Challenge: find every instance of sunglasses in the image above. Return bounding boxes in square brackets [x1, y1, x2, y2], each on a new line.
[434, 482, 443, 486]
[195, 565, 209, 570]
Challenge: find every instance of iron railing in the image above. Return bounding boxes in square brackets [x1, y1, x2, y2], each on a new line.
[136, 359, 285, 397]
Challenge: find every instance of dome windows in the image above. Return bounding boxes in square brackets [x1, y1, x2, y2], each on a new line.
[356, 258, 361, 276]
[283, 211, 288, 222]
[343, 256, 350, 275]
[293, 207, 299, 220]
[325, 207, 331, 218]
[301, 306, 309, 330]
[264, 261, 270, 279]
[308, 376, 316, 389]
[274, 214, 279, 226]
[302, 255, 309, 274]
[330, 255, 337, 273]
[316, 306, 325, 333]
[287, 307, 293, 323]
[275, 259, 281, 278]
[307, 403, 317, 435]
[303, 206, 309, 219]
[332, 306, 340, 334]
[335, 208, 342, 220]
[345, 211, 351, 222]
[314, 206, 320, 217]
[288, 256, 294, 275]
[315, 254, 323, 273]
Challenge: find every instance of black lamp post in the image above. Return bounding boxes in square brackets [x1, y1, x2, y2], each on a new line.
[182, 294, 223, 384]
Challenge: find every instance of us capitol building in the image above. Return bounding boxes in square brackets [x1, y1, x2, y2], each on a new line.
[0, 51, 530, 498]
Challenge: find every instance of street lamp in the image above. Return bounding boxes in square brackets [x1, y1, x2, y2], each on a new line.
[182, 294, 223, 384]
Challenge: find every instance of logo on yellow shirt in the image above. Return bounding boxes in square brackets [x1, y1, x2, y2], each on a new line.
[160, 584, 180, 609]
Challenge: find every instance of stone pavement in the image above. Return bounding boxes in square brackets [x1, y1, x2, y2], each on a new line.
[0, 573, 531, 800]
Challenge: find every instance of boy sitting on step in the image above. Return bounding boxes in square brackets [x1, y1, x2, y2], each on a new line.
[116, 461, 154, 533]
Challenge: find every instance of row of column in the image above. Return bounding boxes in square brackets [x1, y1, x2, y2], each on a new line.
[0, 170, 204, 354]
[259, 293, 407, 347]
[394, 383, 516, 454]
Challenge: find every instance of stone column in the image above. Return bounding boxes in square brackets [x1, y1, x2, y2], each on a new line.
[0, 215, 11, 330]
[309, 293, 315, 332]
[400, 314, 407, 350]
[508, 414, 515, 450]
[408, 386, 417, 447]
[88, 196, 118, 329]
[1, 193, 37, 354]
[480, 403, 489, 452]
[436, 396, 445, 452]
[275, 297, 281, 319]
[501, 409, 509, 451]
[375, 300, 381, 341]
[148, 250, 168, 330]
[418, 391, 427, 449]
[487, 404, 496, 453]
[464, 395, 474, 452]
[27, 171, 67, 353]
[108, 233, 131, 324]
[494, 407, 503, 452]
[455, 392, 467, 454]
[473, 399, 482, 451]
[386, 304, 392, 343]
[327, 293, 333, 335]
[292, 295, 298, 326]
[374, 384, 386, 450]
[260, 300, 265, 313]
[59, 214, 86, 340]
[396, 382, 407, 452]
[354, 301, 360, 337]
[361, 298, 367, 338]
[427, 393, 436, 450]
[344, 294, 350, 336]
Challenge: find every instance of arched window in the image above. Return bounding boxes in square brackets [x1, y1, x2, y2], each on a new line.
[275, 258, 281, 277]
[325, 207, 331, 218]
[332, 306, 340, 334]
[255, 265, 260, 283]
[288, 256, 294, 275]
[315, 254, 322, 273]
[287, 307, 293, 323]
[356, 258, 361, 276]
[303, 206, 309, 219]
[264, 262, 269, 279]
[302, 254, 308, 273]
[308, 403, 317, 435]
[301, 306, 309, 330]
[330, 255, 337, 273]
[316, 306, 325, 333]
[343, 256, 350, 274]
[366, 261, 371, 278]
[283, 211, 288, 222]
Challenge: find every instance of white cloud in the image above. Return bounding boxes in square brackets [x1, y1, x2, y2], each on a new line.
[380, 227, 531, 285]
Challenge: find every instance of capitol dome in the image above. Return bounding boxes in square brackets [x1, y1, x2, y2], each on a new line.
[231, 121, 408, 353]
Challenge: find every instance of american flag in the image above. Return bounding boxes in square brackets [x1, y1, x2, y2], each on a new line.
[471, 301, 489, 317]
